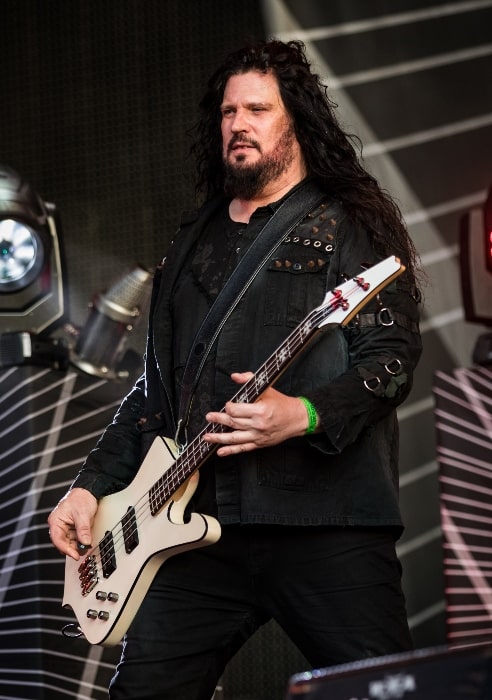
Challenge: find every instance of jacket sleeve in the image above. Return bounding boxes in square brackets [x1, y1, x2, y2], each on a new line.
[68, 218, 202, 500]
[305, 217, 423, 454]
[70, 374, 147, 499]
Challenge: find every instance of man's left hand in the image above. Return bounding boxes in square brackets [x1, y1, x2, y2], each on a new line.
[203, 372, 314, 456]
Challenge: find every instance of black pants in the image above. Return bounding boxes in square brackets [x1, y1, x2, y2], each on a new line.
[109, 525, 412, 700]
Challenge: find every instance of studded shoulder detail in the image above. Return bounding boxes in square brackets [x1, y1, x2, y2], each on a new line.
[282, 201, 343, 254]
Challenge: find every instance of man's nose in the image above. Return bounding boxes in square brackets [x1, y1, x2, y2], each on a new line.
[230, 110, 248, 132]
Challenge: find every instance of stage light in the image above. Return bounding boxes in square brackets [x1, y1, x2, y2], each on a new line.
[459, 186, 492, 328]
[70, 264, 152, 379]
[0, 165, 66, 335]
[0, 218, 44, 289]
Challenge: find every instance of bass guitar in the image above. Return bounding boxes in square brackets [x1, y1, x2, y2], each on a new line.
[63, 255, 404, 645]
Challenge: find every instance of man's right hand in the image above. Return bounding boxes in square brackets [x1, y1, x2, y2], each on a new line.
[47, 487, 98, 560]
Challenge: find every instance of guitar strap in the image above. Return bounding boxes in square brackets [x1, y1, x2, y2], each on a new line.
[175, 179, 326, 448]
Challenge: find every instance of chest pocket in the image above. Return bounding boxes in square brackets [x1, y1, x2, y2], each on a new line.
[264, 245, 332, 327]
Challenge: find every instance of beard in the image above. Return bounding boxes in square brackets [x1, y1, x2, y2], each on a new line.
[223, 124, 297, 200]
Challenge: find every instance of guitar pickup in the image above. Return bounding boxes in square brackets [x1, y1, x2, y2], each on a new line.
[122, 506, 139, 553]
[100, 531, 117, 578]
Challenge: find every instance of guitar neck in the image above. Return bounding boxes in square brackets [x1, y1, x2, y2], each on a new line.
[149, 302, 330, 513]
[148, 255, 404, 514]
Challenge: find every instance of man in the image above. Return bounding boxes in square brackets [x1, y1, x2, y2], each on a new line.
[49, 39, 422, 699]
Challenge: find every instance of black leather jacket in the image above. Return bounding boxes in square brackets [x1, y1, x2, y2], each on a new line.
[72, 185, 422, 535]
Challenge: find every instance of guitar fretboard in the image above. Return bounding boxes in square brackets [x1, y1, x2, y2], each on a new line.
[147, 298, 341, 516]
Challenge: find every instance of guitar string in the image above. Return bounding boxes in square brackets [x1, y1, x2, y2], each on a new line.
[83, 272, 383, 580]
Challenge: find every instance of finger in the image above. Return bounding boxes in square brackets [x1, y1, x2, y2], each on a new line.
[48, 509, 93, 558]
[205, 410, 230, 426]
[230, 371, 254, 384]
[204, 427, 254, 445]
[207, 398, 259, 424]
[49, 525, 82, 560]
[206, 410, 251, 430]
[75, 522, 93, 548]
[216, 441, 257, 456]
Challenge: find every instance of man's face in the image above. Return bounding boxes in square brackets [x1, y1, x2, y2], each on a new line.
[220, 70, 302, 199]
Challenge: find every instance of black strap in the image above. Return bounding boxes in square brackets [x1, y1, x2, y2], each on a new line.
[175, 180, 326, 446]
[350, 310, 419, 334]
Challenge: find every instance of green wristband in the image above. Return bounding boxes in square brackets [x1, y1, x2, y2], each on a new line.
[299, 396, 318, 434]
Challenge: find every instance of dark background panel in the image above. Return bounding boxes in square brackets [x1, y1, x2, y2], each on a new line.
[342, 57, 492, 140]
[282, 0, 459, 27]
[389, 126, 492, 205]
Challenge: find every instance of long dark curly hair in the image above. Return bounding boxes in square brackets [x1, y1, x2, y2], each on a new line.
[191, 39, 421, 285]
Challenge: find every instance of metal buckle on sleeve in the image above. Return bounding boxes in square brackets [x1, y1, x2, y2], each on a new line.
[385, 358, 403, 375]
[363, 376, 382, 393]
[377, 307, 394, 326]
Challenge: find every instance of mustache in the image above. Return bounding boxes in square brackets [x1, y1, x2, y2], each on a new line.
[227, 135, 261, 153]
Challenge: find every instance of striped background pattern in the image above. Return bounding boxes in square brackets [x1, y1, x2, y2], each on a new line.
[434, 367, 492, 645]
[0, 367, 125, 699]
[1, 1, 491, 698]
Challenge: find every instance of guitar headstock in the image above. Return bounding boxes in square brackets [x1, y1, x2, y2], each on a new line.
[319, 256, 405, 328]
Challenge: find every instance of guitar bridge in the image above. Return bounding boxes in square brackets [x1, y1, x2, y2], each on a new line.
[78, 554, 98, 596]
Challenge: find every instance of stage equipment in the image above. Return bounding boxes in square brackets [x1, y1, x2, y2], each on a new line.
[459, 186, 492, 328]
[286, 643, 492, 699]
[0, 165, 66, 334]
[0, 331, 68, 370]
[71, 264, 152, 379]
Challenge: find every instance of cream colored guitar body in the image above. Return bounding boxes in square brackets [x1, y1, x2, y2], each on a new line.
[63, 436, 221, 646]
